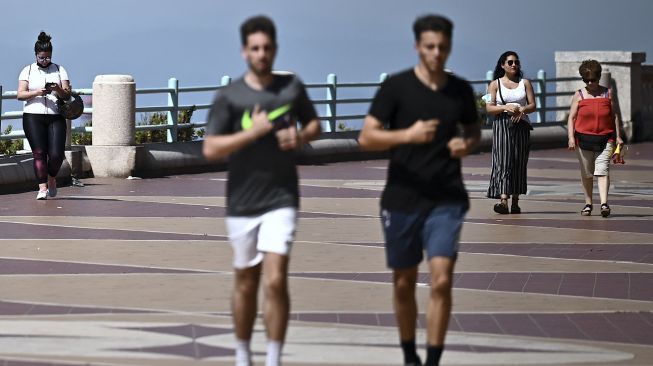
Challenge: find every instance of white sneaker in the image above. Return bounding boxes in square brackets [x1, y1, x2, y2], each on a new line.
[36, 190, 48, 200]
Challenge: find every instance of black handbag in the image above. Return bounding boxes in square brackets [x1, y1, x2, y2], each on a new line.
[57, 93, 84, 120]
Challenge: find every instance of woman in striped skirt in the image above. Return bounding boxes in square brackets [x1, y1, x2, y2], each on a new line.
[485, 51, 536, 214]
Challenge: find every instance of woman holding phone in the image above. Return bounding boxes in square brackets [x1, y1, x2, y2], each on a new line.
[17, 31, 71, 200]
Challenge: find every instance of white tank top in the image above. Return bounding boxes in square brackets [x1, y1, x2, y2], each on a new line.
[497, 78, 530, 123]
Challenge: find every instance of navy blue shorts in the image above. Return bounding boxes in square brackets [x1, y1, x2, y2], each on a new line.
[381, 204, 467, 269]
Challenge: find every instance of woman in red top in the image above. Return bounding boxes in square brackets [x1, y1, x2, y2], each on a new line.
[567, 60, 623, 217]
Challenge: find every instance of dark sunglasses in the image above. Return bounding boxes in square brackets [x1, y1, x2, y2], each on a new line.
[36, 56, 52, 62]
[583, 78, 599, 84]
[506, 59, 520, 67]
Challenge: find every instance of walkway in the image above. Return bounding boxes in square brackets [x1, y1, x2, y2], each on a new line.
[0, 143, 652, 365]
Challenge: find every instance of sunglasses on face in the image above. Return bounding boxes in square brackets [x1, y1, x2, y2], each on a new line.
[583, 78, 599, 84]
[506, 59, 520, 67]
[37, 56, 51, 62]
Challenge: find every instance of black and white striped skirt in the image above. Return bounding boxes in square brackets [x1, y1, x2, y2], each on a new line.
[487, 114, 531, 199]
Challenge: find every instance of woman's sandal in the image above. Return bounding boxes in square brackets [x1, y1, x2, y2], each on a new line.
[493, 198, 509, 215]
[511, 199, 521, 214]
[601, 203, 611, 218]
[581, 204, 593, 216]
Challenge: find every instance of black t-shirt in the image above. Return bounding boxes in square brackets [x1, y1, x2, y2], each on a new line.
[206, 74, 318, 216]
[368, 69, 479, 212]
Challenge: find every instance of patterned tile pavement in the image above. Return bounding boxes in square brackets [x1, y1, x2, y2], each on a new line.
[0, 142, 652, 365]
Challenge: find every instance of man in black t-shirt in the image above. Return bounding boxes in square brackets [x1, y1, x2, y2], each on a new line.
[203, 16, 320, 366]
[359, 14, 481, 366]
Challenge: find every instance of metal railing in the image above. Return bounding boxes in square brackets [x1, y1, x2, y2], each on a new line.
[0, 87, 94, 139]
[482, 70, 581, 124]
[1, 70, 580, 143]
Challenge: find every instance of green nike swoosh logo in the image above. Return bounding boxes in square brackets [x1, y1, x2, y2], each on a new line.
[241, 104, 292, 130]
[268, 104, 291, 120]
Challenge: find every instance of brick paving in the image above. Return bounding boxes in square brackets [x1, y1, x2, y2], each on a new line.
[0, 143, 651, 365]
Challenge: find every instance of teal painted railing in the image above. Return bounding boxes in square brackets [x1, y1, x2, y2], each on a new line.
[0, 70, 578, 143]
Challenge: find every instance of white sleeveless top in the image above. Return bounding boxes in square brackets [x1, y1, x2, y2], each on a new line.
[497, 78, 530, 123]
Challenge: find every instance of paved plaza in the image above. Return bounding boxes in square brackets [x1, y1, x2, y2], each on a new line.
[0, 143, 652, 366]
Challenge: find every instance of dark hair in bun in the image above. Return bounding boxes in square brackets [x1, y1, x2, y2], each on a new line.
[34, 31, 53, 53]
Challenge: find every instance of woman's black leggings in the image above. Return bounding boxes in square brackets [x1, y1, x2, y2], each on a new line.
[22, 113, 66, 184]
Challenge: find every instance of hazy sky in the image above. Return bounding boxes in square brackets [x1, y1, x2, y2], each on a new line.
[1, 0, 652, 115]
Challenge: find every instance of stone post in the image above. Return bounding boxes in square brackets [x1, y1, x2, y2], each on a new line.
[85, 75, 140, 177]
[555, 51, 646, 142]
[642, 65, 653, 141]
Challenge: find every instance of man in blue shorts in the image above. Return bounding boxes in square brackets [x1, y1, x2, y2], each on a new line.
[359, 14, 481, 366]
[203, 15, 321, 366]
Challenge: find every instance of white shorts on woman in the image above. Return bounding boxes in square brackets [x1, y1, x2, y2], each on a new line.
[226, 207, 297, 269]
[576, 142, 614, 178]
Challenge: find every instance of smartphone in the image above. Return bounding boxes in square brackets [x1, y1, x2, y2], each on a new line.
[45, 82, 57, 90]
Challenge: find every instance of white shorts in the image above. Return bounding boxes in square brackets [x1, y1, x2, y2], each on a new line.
[576, 142, 614, 178]
[226, 207, 297, 269]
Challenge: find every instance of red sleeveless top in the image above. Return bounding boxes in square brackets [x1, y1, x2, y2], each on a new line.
[574, 89, 614, 136]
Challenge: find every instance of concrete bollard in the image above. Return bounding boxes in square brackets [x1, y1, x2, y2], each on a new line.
[91, 75, 135, 146]
[85, 75, 140, 177]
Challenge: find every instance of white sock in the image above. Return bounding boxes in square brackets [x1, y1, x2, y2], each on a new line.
[235, 338, 252, 366]
[265, 340, 283, 366]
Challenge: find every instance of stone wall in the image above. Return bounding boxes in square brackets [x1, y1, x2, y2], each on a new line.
[641, 65, 653, 141]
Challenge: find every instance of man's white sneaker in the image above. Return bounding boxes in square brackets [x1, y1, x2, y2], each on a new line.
[36, 190, 48, 200]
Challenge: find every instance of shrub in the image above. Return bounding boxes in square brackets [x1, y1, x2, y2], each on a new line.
[476, 92, 489, 125]
[337, 122, 353, 131]
[0, 126, 24, 155]
[71, 121, 92, 145]
[135, 105, 203, 143]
